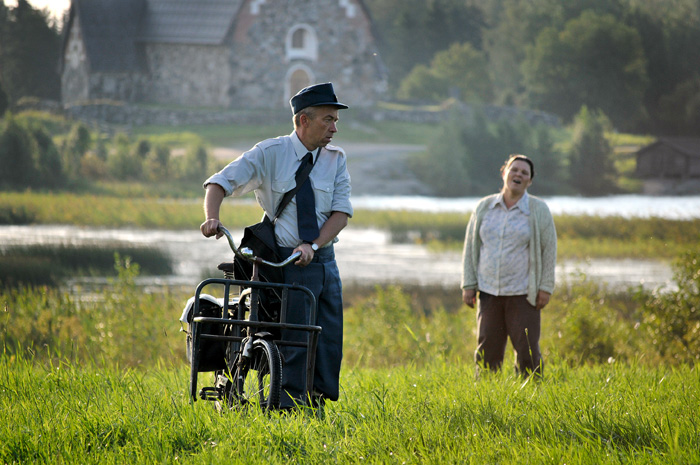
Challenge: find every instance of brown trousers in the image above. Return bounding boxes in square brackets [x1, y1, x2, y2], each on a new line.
[475, 292, 543, 376]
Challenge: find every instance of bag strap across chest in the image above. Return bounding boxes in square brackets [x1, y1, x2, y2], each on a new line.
[272, 147, 320, 221]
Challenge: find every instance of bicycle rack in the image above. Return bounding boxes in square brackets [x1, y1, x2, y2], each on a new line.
[188, 277, 321, 405]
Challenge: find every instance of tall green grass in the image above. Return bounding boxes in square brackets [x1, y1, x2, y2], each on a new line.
[2, 257, 699, 463]
[0, 259, 692, 372]
[1, 352, 697, 464]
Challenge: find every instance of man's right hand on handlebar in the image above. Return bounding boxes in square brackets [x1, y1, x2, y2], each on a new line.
[293, 242, 316, 267]
[201, 218, 223, 239]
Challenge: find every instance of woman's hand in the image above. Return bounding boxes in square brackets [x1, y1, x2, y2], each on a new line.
[536, 290, 551, 310]
[462, 289, 476, 308]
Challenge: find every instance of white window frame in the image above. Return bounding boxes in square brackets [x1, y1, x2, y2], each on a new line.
[285, 24, 318, 62]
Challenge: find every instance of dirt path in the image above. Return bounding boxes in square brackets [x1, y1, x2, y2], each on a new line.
[212, 142, 432, 196]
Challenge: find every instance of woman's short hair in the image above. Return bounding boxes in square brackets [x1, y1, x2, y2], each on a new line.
[501, 154, 535, 179]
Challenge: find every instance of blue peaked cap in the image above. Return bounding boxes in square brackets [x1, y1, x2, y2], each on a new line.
[290, 82, 348, 114]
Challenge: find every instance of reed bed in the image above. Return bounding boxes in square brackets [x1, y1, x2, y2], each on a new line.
[0, 266, 688, 373]
[3, 192, 699, 259]
[0, 244, 172, 287]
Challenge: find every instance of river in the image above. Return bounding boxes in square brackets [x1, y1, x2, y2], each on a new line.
[3, 193, 693, 293]
[352, 194, 700, 219]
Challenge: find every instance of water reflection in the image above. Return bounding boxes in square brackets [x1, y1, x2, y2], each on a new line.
[0, 225, 674, 292]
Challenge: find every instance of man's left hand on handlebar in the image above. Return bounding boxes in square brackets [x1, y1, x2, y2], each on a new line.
[201, 218, 223, 239]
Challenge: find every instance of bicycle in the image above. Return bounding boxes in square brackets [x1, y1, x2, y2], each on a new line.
[183, 225, 322, 411]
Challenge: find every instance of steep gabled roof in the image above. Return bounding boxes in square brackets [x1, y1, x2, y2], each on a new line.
[67, 0, 147, 73]
[138, 0, 243, 45]
[637, 137, 700, 159]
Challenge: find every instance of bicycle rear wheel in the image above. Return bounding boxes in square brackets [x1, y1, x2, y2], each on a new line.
[232, 339, 282, 410]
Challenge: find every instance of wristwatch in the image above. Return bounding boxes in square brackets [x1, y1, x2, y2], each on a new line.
[305, 241, 319, 251]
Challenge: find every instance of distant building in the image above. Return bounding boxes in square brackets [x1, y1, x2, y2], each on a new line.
[635, 137, 700, 194]
[60, 0, 387, 110]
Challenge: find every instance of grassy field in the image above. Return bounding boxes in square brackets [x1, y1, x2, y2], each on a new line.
[132, 114, 443, 147]
[1, 352, 697, 464]
[1, 230, 698, 463]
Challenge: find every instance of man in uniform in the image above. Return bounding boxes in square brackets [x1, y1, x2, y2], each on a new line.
[200, 83, 352, 412]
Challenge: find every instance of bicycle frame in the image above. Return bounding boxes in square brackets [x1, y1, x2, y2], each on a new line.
[188, 227, 322, 407]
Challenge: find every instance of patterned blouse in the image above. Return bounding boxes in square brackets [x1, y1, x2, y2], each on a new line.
[461, 192, 557, 307]
[477, 193, 531, 296]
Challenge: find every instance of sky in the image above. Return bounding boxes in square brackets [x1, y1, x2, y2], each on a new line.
[3, 0, 70, 24]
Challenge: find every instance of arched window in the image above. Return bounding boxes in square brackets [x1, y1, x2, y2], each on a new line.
[292, 28, 306, 49]
[286, 24, 318, 62]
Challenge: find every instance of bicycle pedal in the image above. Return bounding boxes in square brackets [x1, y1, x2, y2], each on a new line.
[199, 386, 222, 401]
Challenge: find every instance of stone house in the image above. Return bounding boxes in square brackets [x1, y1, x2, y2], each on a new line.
[60, 0, 387, 110]
[635, 137, 700, 194]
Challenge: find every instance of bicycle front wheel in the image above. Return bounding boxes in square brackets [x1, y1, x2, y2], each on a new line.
[234, 338, 282, 410]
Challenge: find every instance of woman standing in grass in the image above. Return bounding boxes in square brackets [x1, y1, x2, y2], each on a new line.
[461, 154, 557, 377]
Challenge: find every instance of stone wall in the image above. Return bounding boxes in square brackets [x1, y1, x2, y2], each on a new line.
[62, 100, 560, 129]
[144, 43, 232, 107]
[63, 102, 289, 128]
[228, 0, 386, 109]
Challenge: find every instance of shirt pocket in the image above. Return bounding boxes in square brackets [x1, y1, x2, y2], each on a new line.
[312, 180, 334, 214]
[271, 179, 296, 212]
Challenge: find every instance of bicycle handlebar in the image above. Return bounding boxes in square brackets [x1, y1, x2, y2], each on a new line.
[217, 224, 301, 267]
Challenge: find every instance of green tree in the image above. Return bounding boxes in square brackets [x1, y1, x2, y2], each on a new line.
[408, 109, 471, 196]
[413, 108, 563, 196]
[107, 133, 142, 180]
[522, 11, 649, 129]
[396, 64, 447, 102]
[180, 144, 209, 182]
[568, 106, 617, 196]
[398, 42, 492, 103]
[365, 0, 485, 94]
[29, 122, 64, 189]
[0, 0, 61, 106]
[145, 144, 170, 181]
[624, 1, 700, 132]
[62, 123, 92, 180]
[529, 125, 565, 195]
[0, 114, 37, 189]
[0, 81, 8, 115]
[657, 76, 700, 135]
[134, 138, 151, 159]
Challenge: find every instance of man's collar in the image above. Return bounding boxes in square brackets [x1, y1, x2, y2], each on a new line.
[290, 131, 308, 160]
[290, 131, 319, 162]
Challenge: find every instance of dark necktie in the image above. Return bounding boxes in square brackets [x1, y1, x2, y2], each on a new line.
[296, 152, 320, 242]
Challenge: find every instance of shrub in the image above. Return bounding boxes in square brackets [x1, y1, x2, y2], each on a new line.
[61, 122, 91, 180]
[107, 133, 142, 180]
[0, 203, 36, 224]
[638, 251, 700, 365]
[0, 114, 36, 189]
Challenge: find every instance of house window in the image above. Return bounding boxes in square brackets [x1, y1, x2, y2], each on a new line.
[292, 28, 306, 49]
[286, 25, 318, 62]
